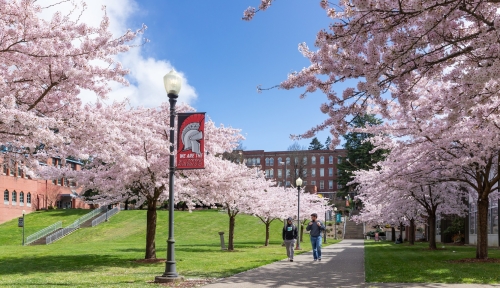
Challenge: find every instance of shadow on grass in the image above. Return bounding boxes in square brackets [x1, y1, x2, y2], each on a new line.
[0, 254, 137, 275]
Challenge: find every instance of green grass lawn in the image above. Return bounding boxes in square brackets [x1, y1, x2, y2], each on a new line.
[365, 241, 500, 284]
[0, 209, 330, 287]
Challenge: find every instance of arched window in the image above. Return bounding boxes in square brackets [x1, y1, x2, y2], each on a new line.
[277, 157, 282, 164]
[256, 158, 260, 165]
[303, 156, 307, 165]
[311, 156, 316, 164]
[269, 158, 274, 165]
[329, 155, 334, 164]
[294, 157, 299, 164]
[320, 156, 325, 164]
[265, 158, 270, 166]
[3, 190, 8, 203]
[20, 192, 24, 204]
[286, 157, 290, 164]
[12, 191, 17, 203]
[27, 192, 32, 206]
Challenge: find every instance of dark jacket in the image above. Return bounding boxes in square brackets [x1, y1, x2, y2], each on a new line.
[282, 224, 298, 240]
[306, 220, 325, 237]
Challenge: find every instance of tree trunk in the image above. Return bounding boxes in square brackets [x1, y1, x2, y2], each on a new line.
[300, 222, 305, 242]
[265, 221, 270, 246]
[428, 214, 437, 250]
[391, 227, 395, 242]
[228, 214, 236, 251]
[476, 196, 489, 259]
[409, 219, 415, 245]
[145, 200, 157, 259]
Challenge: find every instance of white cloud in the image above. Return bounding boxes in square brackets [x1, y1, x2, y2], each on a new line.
[37, 0, 197, 107]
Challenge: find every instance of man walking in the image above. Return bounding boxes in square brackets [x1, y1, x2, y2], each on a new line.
[306, 213, 325, 261]
[282, 217, 298, 262]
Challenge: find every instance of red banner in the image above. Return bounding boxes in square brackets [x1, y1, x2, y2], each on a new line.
[176, 113, 205, 169]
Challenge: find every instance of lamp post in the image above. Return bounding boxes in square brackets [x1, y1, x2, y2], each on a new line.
[156, 70, 182, 283]
[279, 161, 287, 246]
[22, 210, 25, 246]
[334, 207, 338, 240]
[296, 177, 302, 250]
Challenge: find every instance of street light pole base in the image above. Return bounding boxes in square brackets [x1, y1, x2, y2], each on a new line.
[155, 276, 185, 283]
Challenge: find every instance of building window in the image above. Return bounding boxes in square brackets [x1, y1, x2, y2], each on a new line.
[278, 157, 282, 164]
[311, 156, 316, 164]
[278, 169, 282, 178]
[303, 157, 307, 165]
[329, 180, 333, 189]
[338, 156, 342, 164]
[286, 181, 290, 187]
[286, 169, 290, 178]
[320, 181, 324, 189]
[295, 157, 299, 164]
[71, 162, 77, 170]
[311, 168, 316, 177]
[329, 168, 333, 177]
[265, 169, 274, 178]
[18, 166, 22, 177]
[337, 169, 341, 175]
[269, 158, 274, 166]
[256, 158, 260, 165]
[20, 191, 24, 205]
[265, 158, 270, 166]
[65, 178, 70, 187]
[311, 180, 316, 186]
[12, 191, 17, 205]
[286, 157, 290, 164]
[302, 169, 307, 177]
[320, 156, 325, 164]
[9, 161, 14, 176]
[3, 190, 8, 204]
[2, 164, 7, 175]
[27, 192, 31, 206]
[329, 155, 334, 164]
[320, 168, 325, 177]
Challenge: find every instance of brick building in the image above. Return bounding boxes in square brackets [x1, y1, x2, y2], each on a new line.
[240, 149, 347, 199]
[1, 155, 91, 224]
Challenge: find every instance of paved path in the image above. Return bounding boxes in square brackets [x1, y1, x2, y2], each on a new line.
[203, 239, 500, 288]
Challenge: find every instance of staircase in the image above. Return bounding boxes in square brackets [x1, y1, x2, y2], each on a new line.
[343, 210, 365, 239]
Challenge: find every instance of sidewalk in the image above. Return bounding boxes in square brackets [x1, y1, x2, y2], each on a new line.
[203, 239, 500, 288]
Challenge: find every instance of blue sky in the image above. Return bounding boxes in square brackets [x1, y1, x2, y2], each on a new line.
[46, 1, 345, 151]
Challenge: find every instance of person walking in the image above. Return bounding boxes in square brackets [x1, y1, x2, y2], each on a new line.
[282, 217, 298, 262]
[306, 213, 325, 261]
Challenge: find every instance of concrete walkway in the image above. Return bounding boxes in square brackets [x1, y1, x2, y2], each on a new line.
[203, 239, 500, 288]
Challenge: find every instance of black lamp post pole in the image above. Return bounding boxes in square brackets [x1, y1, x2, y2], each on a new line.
[156, 93, 179, 282]
[296, 184, 301, 250]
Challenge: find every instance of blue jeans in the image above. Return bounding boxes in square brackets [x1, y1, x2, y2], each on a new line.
[310, 235, 322, 260]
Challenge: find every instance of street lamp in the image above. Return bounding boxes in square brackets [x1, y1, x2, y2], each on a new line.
[22, 210, 25, 246]
[334, 207, 338, 240]
[156, 70, 182, 283]
[296, 177, 302, 250]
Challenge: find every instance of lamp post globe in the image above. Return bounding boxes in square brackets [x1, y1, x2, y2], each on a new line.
[295, 177, 302, 249]
[156, 69, 183, 283]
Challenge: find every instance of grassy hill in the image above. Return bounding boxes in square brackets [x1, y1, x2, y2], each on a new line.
[0, 209, 320, 287]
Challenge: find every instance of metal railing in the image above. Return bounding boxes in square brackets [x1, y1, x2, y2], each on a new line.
[92, 207, 120, 227]
[25, 221, 62, 245]
[46, 220, 80, 244]
[45, 206, 107, 244]
[78, 206, 107, 224]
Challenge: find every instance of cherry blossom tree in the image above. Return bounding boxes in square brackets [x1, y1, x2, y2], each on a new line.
[0, 0, 143, 168]
[40, 100, 245, 258]
[244, 1, 500, 258]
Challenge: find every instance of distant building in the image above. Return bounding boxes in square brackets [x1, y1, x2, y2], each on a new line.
[1, 154, 91, 224]
[240, 149, 347, 200]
